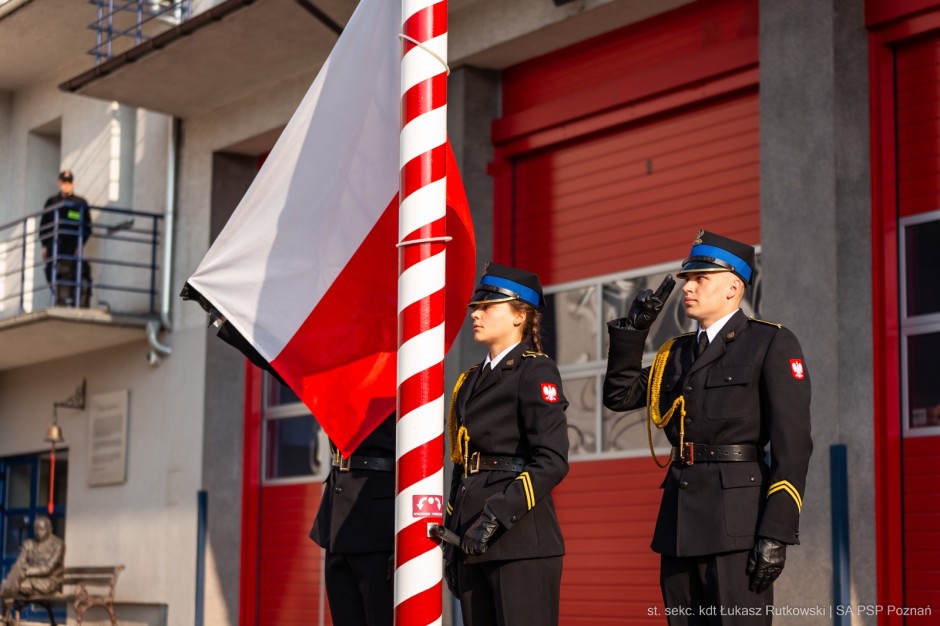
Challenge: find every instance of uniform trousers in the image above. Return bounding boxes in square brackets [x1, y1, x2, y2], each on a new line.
[660, 551, 773, 626]
[457, 556, 562, 626]
[324, 550, 393, 626]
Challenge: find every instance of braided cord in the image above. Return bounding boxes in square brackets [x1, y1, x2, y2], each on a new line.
[448, 367, 475, 464]
[646, 337, 688, 467]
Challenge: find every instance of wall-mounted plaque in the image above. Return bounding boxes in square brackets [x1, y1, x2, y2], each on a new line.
[88, 390, 129, 487]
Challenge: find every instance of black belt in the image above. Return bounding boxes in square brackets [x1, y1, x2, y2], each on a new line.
[670, 444, 761, 465]
[466, 452, 526, 475]
[331, 454, 394, 472]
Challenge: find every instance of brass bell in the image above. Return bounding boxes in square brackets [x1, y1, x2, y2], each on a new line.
[44, 423, 64, 445]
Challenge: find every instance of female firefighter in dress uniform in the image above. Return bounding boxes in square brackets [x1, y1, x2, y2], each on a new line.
[443, 263, 570, 626]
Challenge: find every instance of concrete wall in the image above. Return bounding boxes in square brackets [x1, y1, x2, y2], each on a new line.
[0, 53, 203, 626]
[760, 0, 875, 622]
[0, 332, 206, 626]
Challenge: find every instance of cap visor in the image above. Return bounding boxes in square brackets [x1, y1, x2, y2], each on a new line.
[676, 261, 730, 279]
[467, 290, 517, 307]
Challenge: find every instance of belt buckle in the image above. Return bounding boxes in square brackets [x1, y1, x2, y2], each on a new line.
[334, 450, 351, 472]
[682, 442, 695, 466]
[468, 452, 481, 475]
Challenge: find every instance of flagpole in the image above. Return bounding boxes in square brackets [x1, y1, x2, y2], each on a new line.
[396, 0, 449, 624]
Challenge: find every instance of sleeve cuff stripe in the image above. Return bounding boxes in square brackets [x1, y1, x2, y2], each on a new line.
[446, 503, 453, 515]
[515, 471, 535, 510]
[768, 480, 803, 512]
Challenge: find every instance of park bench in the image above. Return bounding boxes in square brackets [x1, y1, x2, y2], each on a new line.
[2, 565, 124, 626]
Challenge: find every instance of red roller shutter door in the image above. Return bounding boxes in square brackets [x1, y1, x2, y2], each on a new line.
[895, 34, 940, 618]
[492, 1, 759, 622]
[511, 93, 760, 285]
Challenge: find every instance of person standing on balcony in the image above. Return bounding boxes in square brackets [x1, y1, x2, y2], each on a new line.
[603, 230, 813, 625]
[40, 170, 93, 307]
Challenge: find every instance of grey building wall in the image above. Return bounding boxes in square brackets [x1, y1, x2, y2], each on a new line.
[200, 152, 258, 626]
[760, 0, 875, 622]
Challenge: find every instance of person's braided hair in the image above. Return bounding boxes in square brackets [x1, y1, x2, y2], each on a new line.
[510, 300, 543, 353]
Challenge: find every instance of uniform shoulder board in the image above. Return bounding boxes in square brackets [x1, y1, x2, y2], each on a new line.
[522, 350, 547, 358]
[750, 318, 783, 329]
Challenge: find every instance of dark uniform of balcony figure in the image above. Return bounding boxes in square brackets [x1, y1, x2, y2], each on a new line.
[0, 516, 65, 601]
[603, 231, 813, 624]
[41, 170, 93, 307]
[444, 263, 569, 626]
[310, 413, 395, 626]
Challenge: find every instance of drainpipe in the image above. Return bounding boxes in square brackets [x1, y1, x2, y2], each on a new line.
[146, 116, 178, 359]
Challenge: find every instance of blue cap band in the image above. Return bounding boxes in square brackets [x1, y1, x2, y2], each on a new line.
[687, 244, 753, 283]
[480, 275, 541, 307]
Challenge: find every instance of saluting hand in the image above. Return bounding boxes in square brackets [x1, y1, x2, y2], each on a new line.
[621, 274, 676, 331]
[461, 504, 501, 555]
[746, 537, 787, 593]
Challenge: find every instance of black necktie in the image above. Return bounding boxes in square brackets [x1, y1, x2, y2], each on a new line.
[473, 363, 492, 392]
[696, 332, 710, 359]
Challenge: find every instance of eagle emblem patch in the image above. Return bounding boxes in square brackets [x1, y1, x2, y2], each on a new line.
[789, 359, 805, 380]
[541, 383, 559, 403]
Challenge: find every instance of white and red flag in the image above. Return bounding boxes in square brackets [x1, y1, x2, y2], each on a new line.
[182, 0, 475, 455]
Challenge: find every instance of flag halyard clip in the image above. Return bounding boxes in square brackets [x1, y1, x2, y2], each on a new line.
[399, 33, 451, 76]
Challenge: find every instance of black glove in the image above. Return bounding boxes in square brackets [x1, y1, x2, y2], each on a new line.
[623, 275, 676, 331]
[747, 537, 787, 593]
[443, 545, 458, 595]
[461, 504, 501, 555]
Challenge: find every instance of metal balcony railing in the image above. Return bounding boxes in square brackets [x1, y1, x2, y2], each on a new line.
[88, 0, 193, 65]
[0, 205, 164, 318]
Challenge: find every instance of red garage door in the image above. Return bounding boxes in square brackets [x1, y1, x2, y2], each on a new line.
[492, 0, 759, 622]
[894, 34, 940, 619]
[240, 366, 331, 626]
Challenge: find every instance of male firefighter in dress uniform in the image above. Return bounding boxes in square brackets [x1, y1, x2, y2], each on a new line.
[603, 231, 812, 625]
[310, 413, 395, 626]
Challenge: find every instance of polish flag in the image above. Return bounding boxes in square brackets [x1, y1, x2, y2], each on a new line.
[181, 0, 475, 455]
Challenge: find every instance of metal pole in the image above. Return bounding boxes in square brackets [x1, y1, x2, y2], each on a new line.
[830, 444, 850, 625]
[396, 0, 449, 623]
[195, 490, 207, 626]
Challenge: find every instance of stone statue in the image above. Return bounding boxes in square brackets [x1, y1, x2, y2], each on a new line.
[0, 516, 65, 598]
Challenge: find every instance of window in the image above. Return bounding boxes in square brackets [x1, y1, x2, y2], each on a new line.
[261, 376, 329, 484]
[544, 256, 761, 459]
[0, 452, 68, 622]
[901, 211, 940, 436]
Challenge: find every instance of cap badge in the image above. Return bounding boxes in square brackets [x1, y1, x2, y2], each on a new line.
[693, 229, 704, 245]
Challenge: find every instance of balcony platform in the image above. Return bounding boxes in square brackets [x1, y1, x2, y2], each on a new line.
[0, 306, 151, 370]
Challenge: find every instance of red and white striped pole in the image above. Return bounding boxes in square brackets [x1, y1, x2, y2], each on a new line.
[396, 0, 449, 624]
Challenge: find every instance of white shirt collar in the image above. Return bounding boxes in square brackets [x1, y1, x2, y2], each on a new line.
[699, 309, 740, 343]
[484, 342, 520, 369]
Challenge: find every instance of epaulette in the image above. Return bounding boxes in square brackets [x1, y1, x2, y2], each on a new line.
[672, 332, 696, 340]
[522, 350, 547, 358]
[750, 318, 783, 329]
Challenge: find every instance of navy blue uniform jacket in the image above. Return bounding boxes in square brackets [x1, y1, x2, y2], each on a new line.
[446, 343, 570, 563]
[603, 310, 812, 557]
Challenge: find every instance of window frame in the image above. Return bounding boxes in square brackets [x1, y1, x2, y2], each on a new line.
[899, 209, 940, 438]
[260, 375, 329, 485]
